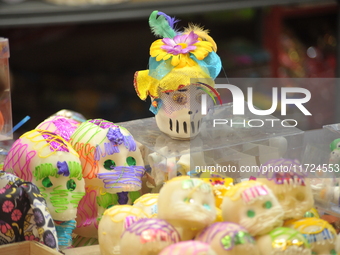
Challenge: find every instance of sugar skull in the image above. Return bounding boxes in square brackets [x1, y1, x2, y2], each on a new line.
[257, 158, 314, 220]
[195, 222, 260, 255]
[134, 11, 222, 140]
[98, 205, 149, 255]
[159, 241, 217, 255]
[3, 129, 85, 222]
[221, 180, 284, 236]
[286, 218, 339, 255]
[157, 176, 216, 240]
[133, 193, 159, 218]
[69, 119, 145, 237]
[256, 227, 311, 255]
[120, 218, 180, 255]
[3, 129, 85, 248]
[36, 115, 80, 142]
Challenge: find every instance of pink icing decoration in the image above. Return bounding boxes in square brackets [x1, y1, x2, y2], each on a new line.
[3, 138, 36, 181]
[76, 189, 98, 228]
[37, 117, 78, 142]
[124, 218, 180, 244]
[241, 185, 269, 203]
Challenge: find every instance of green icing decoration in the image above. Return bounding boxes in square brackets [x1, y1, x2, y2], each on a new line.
[97, 192, 118, 209]
[129, 191, 141, 204]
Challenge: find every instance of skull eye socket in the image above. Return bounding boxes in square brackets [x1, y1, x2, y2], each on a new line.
[296, 193, 305, 201]
[337, 142, 340, 148]
[263, 201, 272, 209]
[247, 209, 256, 218]
[42, 177, 53, 188]
[172, 93, 187, 105]
[67, 179, 76, 191]
[104, 159, 116, 170]
[126, 156, 136, 166]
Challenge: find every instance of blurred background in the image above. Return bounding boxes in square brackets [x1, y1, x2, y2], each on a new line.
[0, 0, 337, 132]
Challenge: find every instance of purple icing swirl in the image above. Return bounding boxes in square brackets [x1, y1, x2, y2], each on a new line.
[39, 130, 69, 152]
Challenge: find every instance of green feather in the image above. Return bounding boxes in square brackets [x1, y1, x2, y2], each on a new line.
[149, 10, 176, 39]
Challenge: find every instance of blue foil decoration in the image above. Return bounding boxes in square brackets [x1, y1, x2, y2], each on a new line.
[149, 98, 163, 115]
[148, 57, 173, 80]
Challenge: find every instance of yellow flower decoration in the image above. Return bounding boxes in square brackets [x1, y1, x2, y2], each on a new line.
[150, 31, 214, 68]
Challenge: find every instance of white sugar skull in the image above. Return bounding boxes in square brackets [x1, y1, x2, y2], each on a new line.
[36, 116, 80, 142]
[221, 180, 284, 236]
[153, 83, 215, 140]
[98, 205, 149, 255]
[159, 241, 217, 255]
[3, 129, 85, 222]
[286, 218, 339, 255]
[69, 119, 145, 237]
[195, 222, 260, 255]
[256, 227, 311, 255]
[120, 218, 180, 255]
[157, 176, 216, 240]
[257, 158, 314, 220]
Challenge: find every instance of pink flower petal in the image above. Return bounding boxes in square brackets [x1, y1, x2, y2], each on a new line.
[162, 38, 176, 47]
[161, 45, 175, 51]
[186, 31, 199, 45]
[173, 34, 185, 44]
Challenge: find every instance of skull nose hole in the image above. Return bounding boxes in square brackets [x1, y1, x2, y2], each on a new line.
[188, 111, 193, 115]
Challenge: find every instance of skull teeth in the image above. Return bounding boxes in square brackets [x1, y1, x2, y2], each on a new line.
[168, 118, 201, 135]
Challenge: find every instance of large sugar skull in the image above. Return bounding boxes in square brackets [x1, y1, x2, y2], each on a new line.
[157, 176, 216, 240]
[257, 159, 314, 220]
[159, 241, 217, 255]
[221, 180, 284, 236]
[286, 218, 339, 255]
[3, 129, 85, 222]
[98, 205, 149, 255]
[134, 11, 222, 140]
[256, 227, 311, 255]
[195, 222, 260, 255]
[70, 119, 145, 192]
[36, 115, 80, 142]
[70, 119, 145, 237]
[120, 218, 180, 255]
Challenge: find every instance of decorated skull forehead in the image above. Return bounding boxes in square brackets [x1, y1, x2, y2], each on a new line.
[120, 218, 180, 255]
[3, 129, 85, 221]
[70, 119, 145, 193]
[286, 218, 339, 255]
[221, 180, 284, 236]
[157, 176, 216, 235]
[195, 222, 259, 255]
[257, 158, 314, 220]
[36, 116, 80, 142]
[257, 227, 311, 255]
[134, 11, 222, 140]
